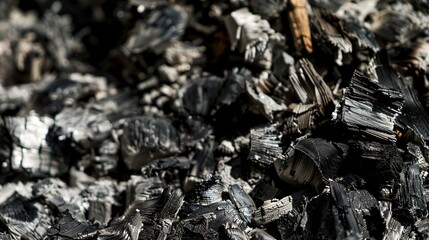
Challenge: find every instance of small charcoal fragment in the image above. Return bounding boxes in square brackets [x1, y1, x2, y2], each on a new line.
[120, 117, 180, 170]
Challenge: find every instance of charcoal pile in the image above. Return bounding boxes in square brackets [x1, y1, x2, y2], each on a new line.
[3, 0, 429, 239]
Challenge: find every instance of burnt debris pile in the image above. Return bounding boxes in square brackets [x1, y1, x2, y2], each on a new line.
[2, 0, 429, 239]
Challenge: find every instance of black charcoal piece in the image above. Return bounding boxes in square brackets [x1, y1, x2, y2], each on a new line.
[32, 178, 86, 221]
[0, 193, 52, 239]
[28, 75, 107, 116]
[340, 70, 404, 142]
[253, 190, 309, 225]
[245, 78, 285, 121]
[185, 138, 217, 190]
[228, 184, 256, 224]
[0, 116, 67, 176]
[51, 106, 113, 152]
[249, 0, 287, 19]
[126, 175, 164, 205]
[214, 68, 247, 109]
[311, 9, 353, 64]
[329, 181, 363, 239]
[225, 8, 284, 69]
[123, 5, 188, 55]
[376, 65, 429, 146]
[181, 75, 224, 118]
[283, 104, 319, 135]
[249, 179, 281, 204]
[289, 59, 335, 116]
[223, 222, 249, 240]
[276, 208, 302, 239]
[346, 141, 403, 198]
[248, 124, 284, 170]
[120, 117, 180, 170]
[275, 138, 346, 191]
[188, 200, 246, 231]
[341, 14, 379, 53]
[248, 228, 276, 240]
[98, 210, 142, 240]
[81, 180, 118, 225]
[46, 210, 98, 239]
[186, 177, 226, 207]
[398, 164, 428, 219]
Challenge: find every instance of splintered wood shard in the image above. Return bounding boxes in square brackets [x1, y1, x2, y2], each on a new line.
[290, 59, 335, 116]
[287, 0, 313, 54]
[341, 70, 404, 142]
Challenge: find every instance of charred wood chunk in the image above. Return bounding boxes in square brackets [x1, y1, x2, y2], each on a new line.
[249, 124, 284, 170]
[276, 208, 302, 239]
[186, 138, 217, 189]
[376, 66, 429, 145]
[81, 180, 118, 225]
[188, 200, 246, 231]
[32, 178, 86, 221]
[398, 164, 428, 219]
[181, 75, 224, 117]
[342, 14, 379, 53]
[51, 107, 113, 152]
[0, 116, 67, 177]
[46, 210, 98, 240]
[346, 141, 403, 197]
[120, 117, 180, 171]
[340, 70, 404, 142]
[249, 179, 281, 205]
[214, 68, 247, 109]
[329, 181, 363, 239]
[289, 59, 335, 116]
[283, 103, 319, 136]
[299, 191, 333, 239]
[275, 138, 346, 191]
[123, 5, 188, 55]
[228, 184, 256, 224]
[0, 193, 52, 239]
[253, 190, 308, 225]
[98, 211, 142, 240]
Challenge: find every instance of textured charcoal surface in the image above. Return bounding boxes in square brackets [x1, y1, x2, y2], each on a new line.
[2, 0, 429, 239]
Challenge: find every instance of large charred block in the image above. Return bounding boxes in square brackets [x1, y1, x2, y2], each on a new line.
[275, 138, 347, 191]
[340, 70, 404, 142]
